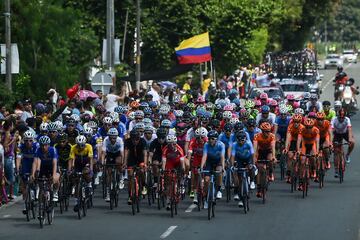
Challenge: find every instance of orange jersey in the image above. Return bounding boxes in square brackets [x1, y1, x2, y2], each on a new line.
[315, 120, 330, 139]
[287, 123, 305, 140]
[254, 133, 275, 150]
[299, 127, 319, 144]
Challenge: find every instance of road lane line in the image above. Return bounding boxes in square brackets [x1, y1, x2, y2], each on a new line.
[322, 63, 352, 91]
[185, 204, 197, 213]
[160, 226, 177, 239]
[3, 214, 11, 218]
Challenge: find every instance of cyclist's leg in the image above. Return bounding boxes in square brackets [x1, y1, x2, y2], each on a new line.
[152, 160, 160, 186]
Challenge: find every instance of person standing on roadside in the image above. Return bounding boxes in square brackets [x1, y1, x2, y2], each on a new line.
[104, 86, 124, 112]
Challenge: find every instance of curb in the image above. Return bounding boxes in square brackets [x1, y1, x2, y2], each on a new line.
[0, 195, 22, 211]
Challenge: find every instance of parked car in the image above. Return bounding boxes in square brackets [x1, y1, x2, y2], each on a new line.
[324, 54, 343, 69]
[342, 49, 357, 63]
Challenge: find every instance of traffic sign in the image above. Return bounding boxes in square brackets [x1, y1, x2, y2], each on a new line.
[91, 72, 113, 94]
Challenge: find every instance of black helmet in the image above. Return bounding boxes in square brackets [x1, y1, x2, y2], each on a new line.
[337, 66, 343, 72]
[130, 130, 140, 139]
[224, 123, 233, 132]
[247, 118, 256, 127]
[236, 132, 247, 141]
[156, 127, 167, 138]
[234, 122, 245, 132]
[322, 101, 331, 106]
[58, 132, 68, 141]
[207, 130, 219, 139]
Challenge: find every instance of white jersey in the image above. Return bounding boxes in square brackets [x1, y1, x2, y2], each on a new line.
[331, 117, 351, 134]
[256, 112, 276, 125]
[102, 136, 124, 153]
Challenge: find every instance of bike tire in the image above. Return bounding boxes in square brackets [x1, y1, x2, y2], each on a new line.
[47, 201, 54, 225]
[110, 190, 114, 210]
[340, 155, 344, 183]
[38, 196, 45, 228]
[82, 199, 87, 217]
[25, 189, 31, 222]
[31, 201, 36, 220]
[208, 182, 213, 220]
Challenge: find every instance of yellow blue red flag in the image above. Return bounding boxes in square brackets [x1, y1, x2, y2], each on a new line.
[175, 32, 212, 64]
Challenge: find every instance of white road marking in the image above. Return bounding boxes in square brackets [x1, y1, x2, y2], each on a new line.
[322, 63, 352, 91]
[160, 226, 178, 239]
[185, 204, 197, 213]
[3, 214, 11, 218]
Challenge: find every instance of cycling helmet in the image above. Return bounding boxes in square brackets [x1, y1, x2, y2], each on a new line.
[234, 122, 245, 132]
[70, 114, 80, 123]
[279, 106, 288, 114]
[156, 127, 168, 138]
[130, 101, 140, 109]
[223, 104, 234, 111]
[114, 106, 125, 114]
[134, 110, 144, 118]
[259, 122, 272, 131]
[128, 111, 136, 120]
[166, 134, 177, 143]
[294, 108, 304, 115]
[55, 121, 63, 131]
[304, 118, 315, 127]
[292, 114, 302, 123]
[143, 118, 152, 126]
[84, 127, 93, 135]
[23, 130, 35, 140]
[161, 119, 172, 128]
[222, 111, 232, 119]
[303, 92, 311, 99]
[47, 122, 58, 131]
[322, 101, 331, 106]
[195, 127, 207, 138]
[240, 110, 250, 118]
[310, 94, 318, 100]
[261, 105, 270, 113]
[143, 107, 152, 115]
[316, 112, 325, 120]
[270, 99, 278, 106]
[87, 120, 98, 129]
[334, 101, 342, 108]
[229, 117, 240, 125]
[148, 101, 158, 108]
[144, 125, 154, 133]
[40, 122, 49, 132]
[293, 101, 300, 108]
[247, 118, 256, 127]
[207, 130, 219, 139]
[107, 128, 119, 136]
[135, 122, 145, 130]
[109, 112, 119, 120]
[286, 105, 293, 113]
[58, 132, 68, 141]
[215, 103, 223, 111]
[273, 95, 281, 102]
[183, 111, 192, 119]
[224, 123, 233, 132]
[196, 96, 205, 104]
[76, 135, 87, 145]
[206, 102, 214, 110]
[236, 132, 247, 141]
[245, 100, 255, 109]
[255, 100, 261, 107]
[308, 112, 316, 118]
[39, 136, 51, 145]
[259, 93, 268, 99]
[210, 119, 220, 129]
[286, 94, 295, 100]
[139, 102, 149, 109]
[231, 98, 241, 107]
[103, 117, 113, 124]
[176, 122, 187, 130]
[217, 99, 227, 109]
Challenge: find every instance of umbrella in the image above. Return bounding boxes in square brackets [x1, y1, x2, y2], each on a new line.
[158, 81, 177, 89]
[78, 90, 99, 100]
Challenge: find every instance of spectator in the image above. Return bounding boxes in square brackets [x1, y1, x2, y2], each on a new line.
[104, 86, 124, 112]
[148, 82, 161, 103]
[20, 99, 34, 122]
[182, 77, 192, 91]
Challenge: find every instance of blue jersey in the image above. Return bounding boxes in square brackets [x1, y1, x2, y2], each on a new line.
[19, 142, 39, 174]
[203, 141, 225, 164]
[97, 127, 108, 138]
[120, 114, 127, 125]
[230, 132, 251, 144]
[35, 147, 58, 174]
[231, 142, 254, 164]
[275, 116, 290, 139]
[219, 133, 232, 150]
[245, 127, 262, 143]
[117, 122, 126, 138]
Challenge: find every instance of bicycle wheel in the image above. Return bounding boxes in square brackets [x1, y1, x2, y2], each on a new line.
[82, 198, 87, 217]
[260, 169, 267, 204]
[25, 187, 31, 222]
[208, 182, 213, 220]
[339, 154, 344, 183]
[131, 177, 136, 215]
[38, 194, 46, 228]
[77, 183, 82, 220]
[47, 198, 54, 225]
[225, 170, 231, 203]
[280, 154, 286, 181]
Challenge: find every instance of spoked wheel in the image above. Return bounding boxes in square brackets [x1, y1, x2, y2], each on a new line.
[47, 202, 54, 225]
[38, 196, 46, 228]
[291, 175, 296, 193]
[339, 156, 344, 183]
[208, 182, 213, 220]
[25, 193, 31, 222]
[157, 190, 161, 210]
[31, 201, 36, 219]
[82, 199, 87, 217]
[110, 189, 114, 210]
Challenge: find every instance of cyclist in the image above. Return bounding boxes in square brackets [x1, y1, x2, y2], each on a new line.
[274, 106, 290, 151]
[54, 132, 72, 172]
[315, 112, 333, 170]
[98, 117, 114, 139]
[256, 105, 276, 126]
[148, 128, 167, 190]
[284, 114, 304, 183]
[31, 136, 60, 202]
[187, 127, 207, 202]
[322, 101, 336, 121]
[297, 118, 319, 190]
[16, 130, 38, 214]
[64, 119, 79, 145]
[124, 130, 147, 204]
[230, 131, 255, 206]
[245, 118, 261, 143]
[69, 135, 94, 211]
[102, 128, 124, 201]
[253, 122, 276, 198]
[200, 130, 225, 207]
[162, 135, 185, 210]
[306, 94, 323, 112]
[47, 122, 59, 146]
[331, 108, 354, 174]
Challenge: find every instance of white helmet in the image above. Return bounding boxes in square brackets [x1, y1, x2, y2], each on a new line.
[84, 127, 93, 135]
[222, 111, 232, 119]
[107, 127, 119, 136]
[195, 127, 207, 138]
[70, 114, 80, 123]
[334, 100, 342, 108]
[110, 112, 119, 120]
[135, 122, 145, 130]
[23, 130, 35, 140]
[229, 118, 239, 125]
[143, 118, 152, 126]
[161, 119, 172, 127]
[55, 120, 63, 131]
[103, 117, 113, 124]
[134, 110, 144, 118]
[40, 122, 49, 132]
[166, 134, 177, 143]
[75, 135, 87, 145]
[279, 106, 289, 114]
[294, 108, 304, 115]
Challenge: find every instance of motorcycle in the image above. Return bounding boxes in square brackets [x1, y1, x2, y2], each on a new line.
[341, 81, 359, 116]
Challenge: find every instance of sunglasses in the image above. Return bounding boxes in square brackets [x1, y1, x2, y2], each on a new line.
[209, 137, 217, 141]
[135, 118, 143, 120]
[24, 139, 33, 142]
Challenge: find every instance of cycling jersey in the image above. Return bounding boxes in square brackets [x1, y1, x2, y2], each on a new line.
[245, 127, 262, 143]
[124, 138, 147, 167]
[299, 127, 319, 144]
[162, 144, 185, 170]
[322, 109, 336, 121]
[149, 138, 166, 163]
[54, 143, 71, 170]
[35, 147, 58, 176]
[231, 141, 254, 165]
[275, 116, 290, 139]
[253, 133, 275, 150]
[316, 120, 331, 140]
[143, 134, 157, 149]
[188, 138, 206, 167]
[176, 133, 187, 150]
[287, 123, 305, 140]
[70, 144, 93, 172]
[255, 112, 276, 125]
[102, 136, 124, 153]
[331, 117, 351, 134]
[218, 133, 232, 151]
[18, 142, 39, 175]
[203, 141, 225, 164]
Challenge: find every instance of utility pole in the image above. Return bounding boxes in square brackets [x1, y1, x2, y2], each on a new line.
[121, 9, 129, 62]
[324, 21, 328, 56]
[106, 0, 115, 70]
[4, 0, 11, 92]
[135, 0, 141, 91]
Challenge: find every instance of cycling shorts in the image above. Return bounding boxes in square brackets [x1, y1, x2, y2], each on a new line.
[289, 140, 297, 152]
[204, 162, 221, 176]
[258, 148, 272, 160]
[333, 132, 349, 144]
[106, 151, 121, 165]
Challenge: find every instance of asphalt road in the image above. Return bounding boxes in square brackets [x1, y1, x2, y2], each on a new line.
[1, 63, 360, 240]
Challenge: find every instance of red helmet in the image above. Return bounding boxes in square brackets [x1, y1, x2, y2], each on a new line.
[260, 93, 268, 99]
[255, 100, 261, 106]
[260, 122, 272, 131]
[293, 114, 303, 123]
[196, 96, 205, 104]
[270, 99, 278, 106]
[316, 112, 325, 120]
[304, 118, 315, 127]
[287, 94, 295, 100]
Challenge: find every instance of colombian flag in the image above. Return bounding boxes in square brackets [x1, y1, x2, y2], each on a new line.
[175, 32, 212, 64]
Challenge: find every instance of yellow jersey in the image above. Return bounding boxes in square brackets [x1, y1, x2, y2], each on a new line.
[70, 143, 93, 160]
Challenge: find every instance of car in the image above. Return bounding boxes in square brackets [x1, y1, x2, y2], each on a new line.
[278, 78, 310, 100]
[293, 73, 322, 97]
[324, 54, 344, 69]
[342, 49, 357, 63]
[248, 87, 285, 100]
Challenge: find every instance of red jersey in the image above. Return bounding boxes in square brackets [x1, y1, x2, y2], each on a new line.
[162, 144, 185, 170]
[188, 138, 206, 167]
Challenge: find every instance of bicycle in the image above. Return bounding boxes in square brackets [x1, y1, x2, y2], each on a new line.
[299, 154, 315, 198]
[287, 151, 299, 193]
[233, 166, 250, 214]
[73, 172, 92, 219]
[58, 169, 70, 213]
[145, 164, 156, 206]
[193, 168, 204, 211]
[224, 160, 232, 203]
[23, 174, 36, 221]
[105, 164, 120, 210]
[333, 142, 349, 183]
[279, 151, 287, 181]
[36, 176, 54, 228]
[317, 148, 330, 189]
[256, 160, 271, 204]
[201, 169, 222, 220]
[163, 169, 180, 218]
[128, 167, 141, 215]
[156, 173, 166, 210]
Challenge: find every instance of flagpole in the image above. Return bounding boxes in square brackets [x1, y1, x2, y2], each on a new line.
[199, 63, 203, 93]
[210, 60, 214, 84]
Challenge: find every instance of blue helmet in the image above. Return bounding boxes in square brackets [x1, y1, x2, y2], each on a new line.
[261, 105, 270, 113]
